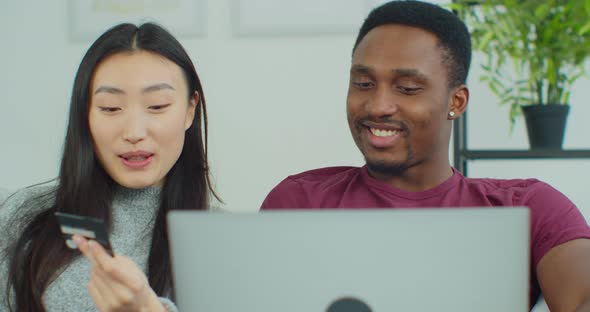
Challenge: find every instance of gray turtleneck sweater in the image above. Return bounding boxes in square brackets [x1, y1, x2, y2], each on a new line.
[0, 184, 179, 312]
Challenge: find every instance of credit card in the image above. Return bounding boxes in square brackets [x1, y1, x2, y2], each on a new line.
[55, 212, 114, 256]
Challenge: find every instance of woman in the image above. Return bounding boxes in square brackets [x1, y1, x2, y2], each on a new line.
[0, 22, 217, 311]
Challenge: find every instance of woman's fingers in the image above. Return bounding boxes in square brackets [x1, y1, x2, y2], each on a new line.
[88, 239, 114, 269]
[88, 240, 144, 289]
[74, 235, 161, 311]
[88, 277, 109, 312]
[88, 241, 149, 301]
[90, 267, 137, 310]
[78, 236, 143, 292]
[93, 266, 138, 308]
[72, 235, 98, 267]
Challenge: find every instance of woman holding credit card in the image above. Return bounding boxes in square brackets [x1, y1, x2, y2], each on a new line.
[0, 22, 218, 311]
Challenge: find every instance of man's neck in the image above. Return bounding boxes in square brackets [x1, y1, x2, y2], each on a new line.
[368, 163, 454, 192]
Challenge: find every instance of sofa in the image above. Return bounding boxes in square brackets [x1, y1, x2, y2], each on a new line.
[0, 188, 11, 205]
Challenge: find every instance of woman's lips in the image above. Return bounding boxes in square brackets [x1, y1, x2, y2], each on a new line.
[119, 151, 154, 169]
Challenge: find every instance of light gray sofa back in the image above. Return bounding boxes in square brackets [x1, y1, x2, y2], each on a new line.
[0, 188, 12, 205]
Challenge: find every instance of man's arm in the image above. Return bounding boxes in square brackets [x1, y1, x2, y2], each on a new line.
[537, 238, 590, 312]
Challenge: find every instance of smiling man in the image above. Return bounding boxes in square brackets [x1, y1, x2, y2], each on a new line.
[260, 1, 590, 311]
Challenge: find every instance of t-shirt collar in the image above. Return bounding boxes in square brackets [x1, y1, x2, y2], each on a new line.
[360, 165, 462, 200]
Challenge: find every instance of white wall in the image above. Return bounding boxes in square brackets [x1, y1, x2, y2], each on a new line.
[1, 1, 589, 221]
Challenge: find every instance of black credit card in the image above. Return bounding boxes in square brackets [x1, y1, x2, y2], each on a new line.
[55, 212, 114, 256]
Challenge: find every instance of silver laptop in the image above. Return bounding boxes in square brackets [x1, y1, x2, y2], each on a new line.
[167, 208, 529, 312]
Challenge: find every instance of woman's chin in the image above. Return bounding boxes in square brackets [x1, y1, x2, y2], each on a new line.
[114, 176, 161, 189]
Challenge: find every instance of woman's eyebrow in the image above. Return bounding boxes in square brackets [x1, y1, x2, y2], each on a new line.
[142, 83, 175, 93]
[94, 85, 124, 95]
[93, 83, 175, 95]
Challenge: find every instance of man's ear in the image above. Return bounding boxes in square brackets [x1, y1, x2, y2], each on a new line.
[447, 85, 469, 120]
[185, 91, 199, 130]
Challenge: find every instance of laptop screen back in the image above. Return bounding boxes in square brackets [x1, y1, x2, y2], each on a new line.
[168, 208, 529, 312]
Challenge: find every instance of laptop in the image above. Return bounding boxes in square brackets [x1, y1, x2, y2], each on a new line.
[167, 208, 529, 312]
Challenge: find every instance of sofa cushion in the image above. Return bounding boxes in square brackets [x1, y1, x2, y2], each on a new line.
[0, 188, 12, 204]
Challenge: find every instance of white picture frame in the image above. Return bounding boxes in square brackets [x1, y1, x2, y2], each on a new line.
[68, 0, 207, 41]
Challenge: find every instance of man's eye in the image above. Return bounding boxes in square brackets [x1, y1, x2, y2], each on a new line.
[352, 81, 375, 89]
[99, 107, 121, 112]
[398, 87, 422, 94]
[149, 104, 171, 110]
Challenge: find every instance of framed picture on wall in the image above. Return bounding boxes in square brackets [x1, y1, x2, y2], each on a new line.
[68, 0, 207, 41]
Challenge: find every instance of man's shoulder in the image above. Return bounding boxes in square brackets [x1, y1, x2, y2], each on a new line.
[261, 166, 362, 209]
[465, 177, 590, 270]
[461, 175, 571, 208]
[463, 175, 550, 194]
[285, 166, 362, 184]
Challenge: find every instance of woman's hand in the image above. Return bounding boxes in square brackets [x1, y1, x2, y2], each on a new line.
[73, 235, 166, 312]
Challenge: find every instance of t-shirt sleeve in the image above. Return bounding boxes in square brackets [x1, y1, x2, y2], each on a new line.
[260, 177, 310, 210]
[523, 182, 590, 268]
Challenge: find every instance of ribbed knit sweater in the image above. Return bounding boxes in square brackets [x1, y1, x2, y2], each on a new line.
[0, 183, 178, 311]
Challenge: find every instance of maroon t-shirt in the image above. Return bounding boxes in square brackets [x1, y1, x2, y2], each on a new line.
[261, 166, 590, 307]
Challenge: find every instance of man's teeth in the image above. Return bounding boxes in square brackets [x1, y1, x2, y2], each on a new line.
[370, 128, 400, 137]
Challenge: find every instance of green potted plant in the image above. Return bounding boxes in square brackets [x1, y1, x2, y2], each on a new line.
[452, 0, 590, 149]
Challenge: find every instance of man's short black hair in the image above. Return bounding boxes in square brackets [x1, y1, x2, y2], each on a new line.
[353, 0, 471, 88]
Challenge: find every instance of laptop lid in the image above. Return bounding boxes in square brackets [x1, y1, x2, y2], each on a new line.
[168, 208, 529, 312]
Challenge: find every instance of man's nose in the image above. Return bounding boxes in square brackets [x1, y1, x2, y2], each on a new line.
[367, 86, 399, 117]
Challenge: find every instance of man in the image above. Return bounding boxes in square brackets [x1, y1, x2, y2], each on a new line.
[261, 1, 590, 311]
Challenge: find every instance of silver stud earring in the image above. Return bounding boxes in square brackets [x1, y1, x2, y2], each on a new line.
[448, 111, 455, 117]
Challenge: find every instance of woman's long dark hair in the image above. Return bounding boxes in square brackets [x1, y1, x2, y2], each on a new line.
[5, 23, 216, 311]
